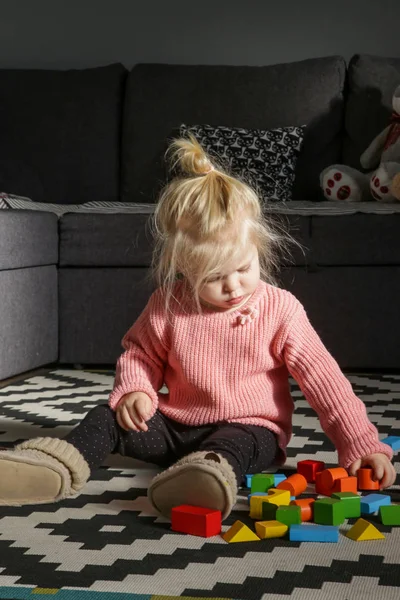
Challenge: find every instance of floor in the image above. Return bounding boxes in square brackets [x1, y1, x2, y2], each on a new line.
[0, 368, 399, 599]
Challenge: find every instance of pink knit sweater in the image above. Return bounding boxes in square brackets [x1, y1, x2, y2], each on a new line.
[109, 279, 393, 468]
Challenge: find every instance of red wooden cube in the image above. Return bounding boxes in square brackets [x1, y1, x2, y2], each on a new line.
[171, 505, 222, 537]
[297, 460, 326, 483]
[315, 471, 333, 496]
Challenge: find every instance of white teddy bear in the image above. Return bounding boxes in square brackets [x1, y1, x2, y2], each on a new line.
[320, 83, 400, 202]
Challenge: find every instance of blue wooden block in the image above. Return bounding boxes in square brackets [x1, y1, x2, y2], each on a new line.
[274, 474, 287, 486]
[381, 436, 400, 452]
[289, 524, 339, 543]
[245, 474, 253, 488]
[247, 492, 268, 505]
[360, 494, 391, 515]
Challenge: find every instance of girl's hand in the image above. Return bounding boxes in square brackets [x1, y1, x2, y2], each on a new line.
[349, 453, 397, 489]
[116, 392, 153, 432]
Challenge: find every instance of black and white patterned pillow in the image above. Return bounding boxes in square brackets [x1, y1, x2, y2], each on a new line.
[180, 123, 305, 203]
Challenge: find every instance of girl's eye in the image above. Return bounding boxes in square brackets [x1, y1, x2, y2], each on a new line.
[205, 265, 250, 283]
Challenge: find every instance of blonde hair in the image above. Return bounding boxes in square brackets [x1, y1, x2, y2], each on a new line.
[147, 133, 298, 316]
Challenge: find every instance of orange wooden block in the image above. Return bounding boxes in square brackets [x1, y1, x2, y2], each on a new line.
[315, 471, 333, 496]
[290, 498, 315, 522]
[332, 476, 358, 493]
[319, 467, 348, 489]
[277, 473, 307, 497]
[357, 467, 380, 491]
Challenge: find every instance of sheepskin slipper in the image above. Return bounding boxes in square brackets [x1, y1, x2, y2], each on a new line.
[147, 451, 238, 520]
[0, 437, 90, 506]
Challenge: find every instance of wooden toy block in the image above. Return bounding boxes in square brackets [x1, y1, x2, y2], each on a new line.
[250, 494, 270, 519]
[380, 504, 400, 526]
[297, 460, 325, 483]
[346, 518, 385, 541]
[245, 474, 253, 488]
[332, 476, 358, 494]
[261, 501, 278, 520]
[289, 524, 339, 542]
[222, 520, 260, 543]
[357, 467, 380, 491]
[276, 505, 302, 526]
[360, 493, 391, 515]
[315, 471, 333, 496]
[381, 436, 400, 451]
[274, 473, 287, 486]
[276, 473, 307, 497]
[318, 467, 348, 491]
[266, 488, 291, 506]
[171, 505, 222, 537]
[331, 492, 361, 518]
[290, 498, 315, 522]
[247, 492, 268, 505]
[313, 498, 346, 526]
[255, 520, 288, 539]
[251, 473, 275, 493]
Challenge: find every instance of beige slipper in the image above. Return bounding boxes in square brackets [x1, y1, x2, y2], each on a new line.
[148, 451, 238, 520]
[0, 437, 90, 506]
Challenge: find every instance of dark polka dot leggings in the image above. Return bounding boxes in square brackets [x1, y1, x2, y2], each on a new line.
[64, 404, 279, 487]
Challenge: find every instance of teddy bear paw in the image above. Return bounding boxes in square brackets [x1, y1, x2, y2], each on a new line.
[321, 167, 364, 202]
[370, 165, 397, 202]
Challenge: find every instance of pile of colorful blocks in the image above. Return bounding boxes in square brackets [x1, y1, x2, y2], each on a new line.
[171, 436, 400, 541]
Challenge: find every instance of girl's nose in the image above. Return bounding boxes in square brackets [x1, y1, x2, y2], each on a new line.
[224, 274, 240, 292]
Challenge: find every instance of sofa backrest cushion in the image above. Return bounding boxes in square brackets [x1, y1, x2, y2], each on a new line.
[343, 54, 400, 169]
[0, 64, 127, 204]
[122, 56, 346, 203]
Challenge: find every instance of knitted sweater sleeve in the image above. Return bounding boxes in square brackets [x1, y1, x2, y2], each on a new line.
[108, 290, 169, 413]
[277, 297, 393, 468]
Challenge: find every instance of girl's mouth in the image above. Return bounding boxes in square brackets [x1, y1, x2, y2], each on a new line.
[227, 296, 244, 305]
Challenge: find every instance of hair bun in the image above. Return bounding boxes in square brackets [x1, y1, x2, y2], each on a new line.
[167, 133, 215, 177]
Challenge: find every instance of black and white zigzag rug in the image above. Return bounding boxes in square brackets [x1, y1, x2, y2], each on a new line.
[0, 370, 399, 600]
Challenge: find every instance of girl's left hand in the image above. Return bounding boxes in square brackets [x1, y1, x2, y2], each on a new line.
[349, 453, 397, 489]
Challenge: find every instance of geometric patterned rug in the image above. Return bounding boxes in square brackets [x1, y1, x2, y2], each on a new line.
[0, 369, 399, 600]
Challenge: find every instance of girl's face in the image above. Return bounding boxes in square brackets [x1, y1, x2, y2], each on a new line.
[199, 246, 260, 311]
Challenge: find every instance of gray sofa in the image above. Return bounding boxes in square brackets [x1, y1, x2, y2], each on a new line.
[1, 53, 400, 380]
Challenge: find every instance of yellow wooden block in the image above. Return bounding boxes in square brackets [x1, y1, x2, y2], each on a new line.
[249, 494, 269, 519]
[222, 520, 260, 543]
[265, 488, 291, 506]
[255, 520, 288, 539]
[346, 518, 385, 541]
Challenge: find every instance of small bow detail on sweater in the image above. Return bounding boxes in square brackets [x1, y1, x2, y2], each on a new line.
[238, 307, 259, 325]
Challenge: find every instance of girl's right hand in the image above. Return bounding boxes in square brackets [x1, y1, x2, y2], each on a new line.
[116, 392, 153, 432]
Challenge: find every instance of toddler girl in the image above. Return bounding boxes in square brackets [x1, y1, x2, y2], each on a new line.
[0, 136, 396, 519]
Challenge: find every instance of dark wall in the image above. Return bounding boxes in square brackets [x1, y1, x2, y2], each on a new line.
[0, 0, 399, 69]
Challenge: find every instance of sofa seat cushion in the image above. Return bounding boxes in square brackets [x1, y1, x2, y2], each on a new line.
[59, 213, 154, 267]
[56, 200, 400, 268]
[0, 210, 58, 270]
[59, 211, 309, 268]
[310, 213, 400, 265]
[268, 202, 400, 265]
